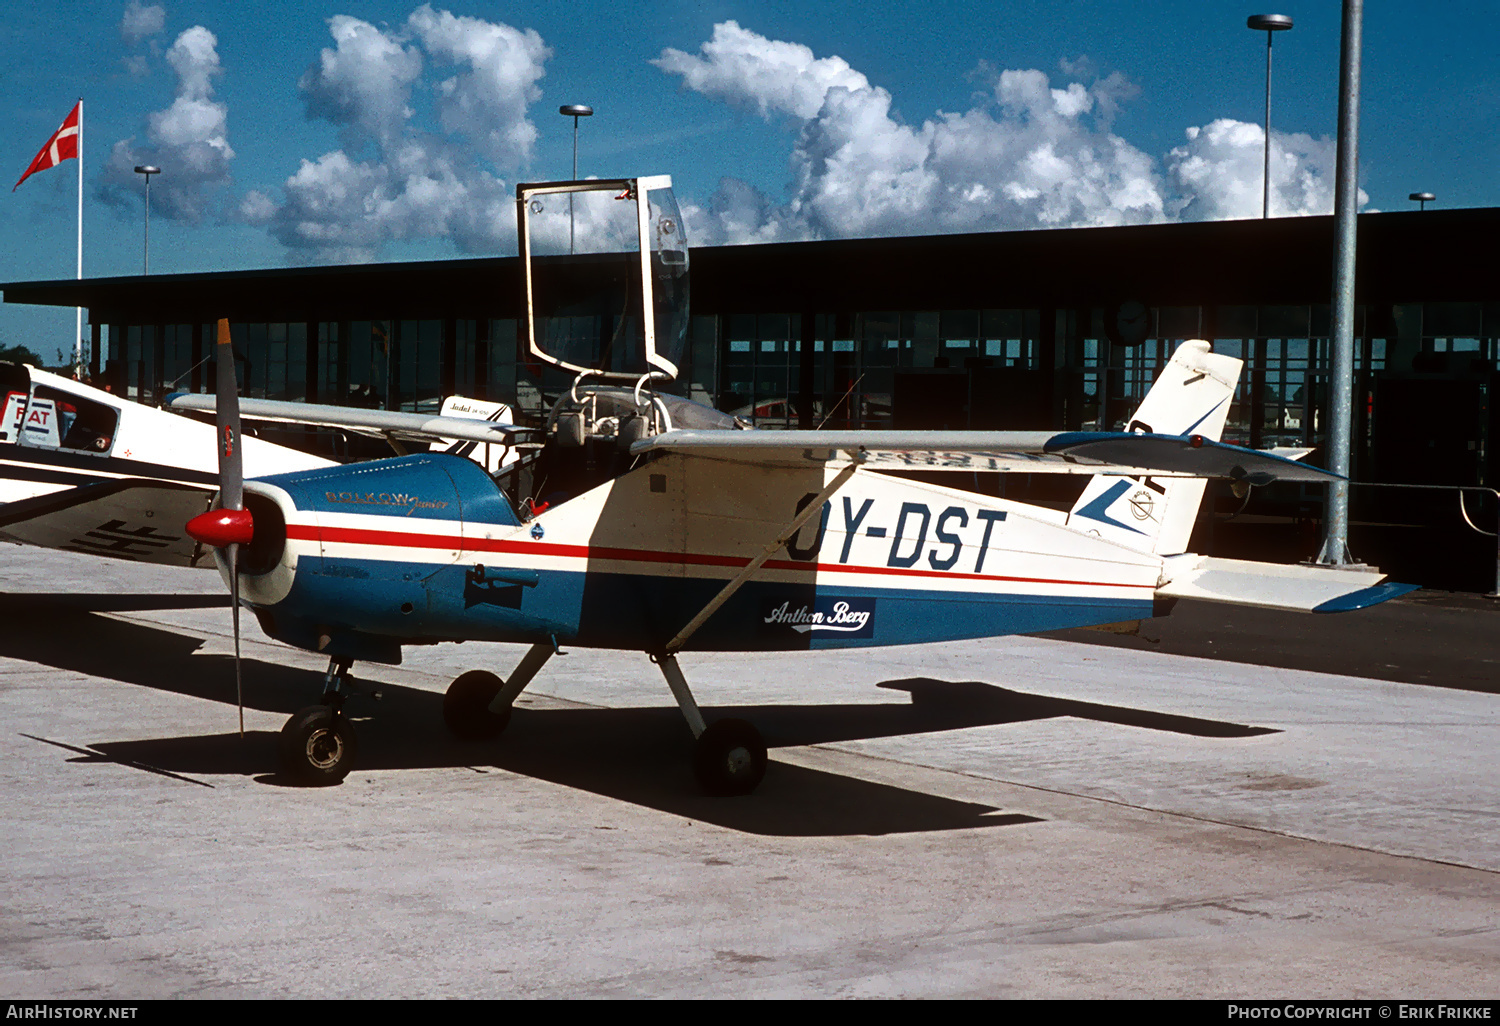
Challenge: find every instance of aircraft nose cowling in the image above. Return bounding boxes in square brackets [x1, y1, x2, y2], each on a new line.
[186, 508, 255, 548]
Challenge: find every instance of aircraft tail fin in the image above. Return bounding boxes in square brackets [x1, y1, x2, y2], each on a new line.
[1067, 340, 1242, 555]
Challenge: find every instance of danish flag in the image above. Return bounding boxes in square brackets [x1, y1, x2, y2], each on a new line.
[14, 102, 81, 192]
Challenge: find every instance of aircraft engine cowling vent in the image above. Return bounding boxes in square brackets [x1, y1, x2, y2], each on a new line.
[240, 492, 286, 576]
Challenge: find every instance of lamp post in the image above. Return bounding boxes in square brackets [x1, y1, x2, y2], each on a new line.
[1315, 0, 1364, 568]
[559, 104, 593, 254]
[133, 165, 160, 274]
[1409, 191, 1435, 211]
[1247, 15, 1293, 218]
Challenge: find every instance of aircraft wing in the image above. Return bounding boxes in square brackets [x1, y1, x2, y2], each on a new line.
[164, 394, 539, 449]
[630, 429, 1339, 483]
[0, 479, 212, 566]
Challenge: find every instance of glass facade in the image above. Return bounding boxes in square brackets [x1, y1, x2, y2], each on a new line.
[102, 300, 1499, 485]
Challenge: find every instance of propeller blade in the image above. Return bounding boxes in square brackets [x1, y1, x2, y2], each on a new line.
[230, 542, 243, 738]
[214, 318, 243, 512]
[203, 318, 247, 738]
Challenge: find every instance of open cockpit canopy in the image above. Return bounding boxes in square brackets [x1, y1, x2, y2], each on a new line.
[517, 176, 689, 383]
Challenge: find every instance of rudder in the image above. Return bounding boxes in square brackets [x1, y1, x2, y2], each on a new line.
[1066, 339, 1242, 555]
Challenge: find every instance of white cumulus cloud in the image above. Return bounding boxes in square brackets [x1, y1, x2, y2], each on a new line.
[408, 4, 550, 166]
[1165, 118, 1363, 220]
[250, 6, 551, 263]
[653, 20, 869, 121]
[119, 0, 165, 45]
[299, 14, 423, 151]
[657, 24, 1167, 244]
[655, 23, 1361, 245]
[99, 25, 234, 224]
[119, 0, 166, 77]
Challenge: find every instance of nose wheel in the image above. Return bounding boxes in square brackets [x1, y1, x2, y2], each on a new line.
[278, 705, 358, 786]
[277, 657, 359, 786]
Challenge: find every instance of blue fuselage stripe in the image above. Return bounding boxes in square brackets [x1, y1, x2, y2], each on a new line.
[265, 556, 1153, 655]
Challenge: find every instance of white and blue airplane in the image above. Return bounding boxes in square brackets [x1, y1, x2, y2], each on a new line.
[0, 361, 521, 565]
[0, 361, 332, 564]
[166, 175, 1416, 796]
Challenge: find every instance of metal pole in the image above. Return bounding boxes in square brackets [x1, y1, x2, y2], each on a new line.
[134, 165, 159, 275]
[1316, 0, 1362, 566]
[559, 104, 593, 255]
[1248, 16, 1292, 218]
[1262, 31, 1273, 218]
[663, 459, 861, 656]
[570, 115, 578, 254]
[74, 99, 83, 372]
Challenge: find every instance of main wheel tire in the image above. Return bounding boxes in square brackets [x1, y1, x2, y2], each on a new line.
[278, 705, 357, 786]
[443, 670, 512, 741]
[692, 718, 768, 797]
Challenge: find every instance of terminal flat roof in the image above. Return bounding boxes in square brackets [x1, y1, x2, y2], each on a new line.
[3, 207, 1498, 321]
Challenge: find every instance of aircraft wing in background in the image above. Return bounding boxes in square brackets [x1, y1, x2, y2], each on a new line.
[164, 394, 541, 451]
[0, 478, 212, 566]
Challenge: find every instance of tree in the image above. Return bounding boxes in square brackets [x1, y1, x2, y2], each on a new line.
[0, 343, 44, 366]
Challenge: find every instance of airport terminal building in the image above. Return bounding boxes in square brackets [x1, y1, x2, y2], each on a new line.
[4, 207, 1497, 588]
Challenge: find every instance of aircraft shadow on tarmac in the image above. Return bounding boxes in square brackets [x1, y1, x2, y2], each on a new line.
[4, 597, 1278, 838]
[0, 592, 229, 613]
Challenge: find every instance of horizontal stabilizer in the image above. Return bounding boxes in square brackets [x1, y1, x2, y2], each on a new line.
[1157, 554, 1418, 613]
[1045, 432, 1340, 484]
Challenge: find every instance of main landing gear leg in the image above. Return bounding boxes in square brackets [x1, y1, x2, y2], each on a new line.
[279, 657, 359, 786]
[443, 641, 554, 741]
[646, 461, 855, 796]
[654, 653, 767, 797]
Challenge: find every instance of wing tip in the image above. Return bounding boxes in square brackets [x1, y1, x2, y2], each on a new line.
[1312, 582, 1421, 613]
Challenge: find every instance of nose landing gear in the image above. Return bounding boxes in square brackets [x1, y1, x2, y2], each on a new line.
[278, 657, 359, 786]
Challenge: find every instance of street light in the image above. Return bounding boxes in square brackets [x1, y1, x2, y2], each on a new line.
[133, 165, 160, 274]
[559, 104, 593, 254]
[1315, 0, 1364, 568]
[1409, 191, 1435, 211]
[1247, 14, 1293, 218]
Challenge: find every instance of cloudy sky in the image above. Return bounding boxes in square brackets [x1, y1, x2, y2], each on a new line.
[2, 1, 1496, 356]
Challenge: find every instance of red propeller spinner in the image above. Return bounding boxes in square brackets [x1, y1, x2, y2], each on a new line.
[186, 506, 253, 547]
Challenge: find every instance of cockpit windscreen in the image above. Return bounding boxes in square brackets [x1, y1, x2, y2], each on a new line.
[518, 176, 688, 382]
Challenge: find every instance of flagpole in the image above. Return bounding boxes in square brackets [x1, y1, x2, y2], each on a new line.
[74, 98, 83, 375]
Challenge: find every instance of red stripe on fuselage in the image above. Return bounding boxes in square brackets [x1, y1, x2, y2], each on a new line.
[286, 522, 1155, 591]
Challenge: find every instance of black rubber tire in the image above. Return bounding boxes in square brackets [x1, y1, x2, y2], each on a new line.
[278, 705, 357, 786]
[443, 670, 512, 741]
[692, 718, 768, 797]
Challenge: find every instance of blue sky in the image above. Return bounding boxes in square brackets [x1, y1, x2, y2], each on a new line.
[2, 1, 1497, 361]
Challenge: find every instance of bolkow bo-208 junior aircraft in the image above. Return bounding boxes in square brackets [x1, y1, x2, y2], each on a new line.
[167, 175, 1416, 796]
